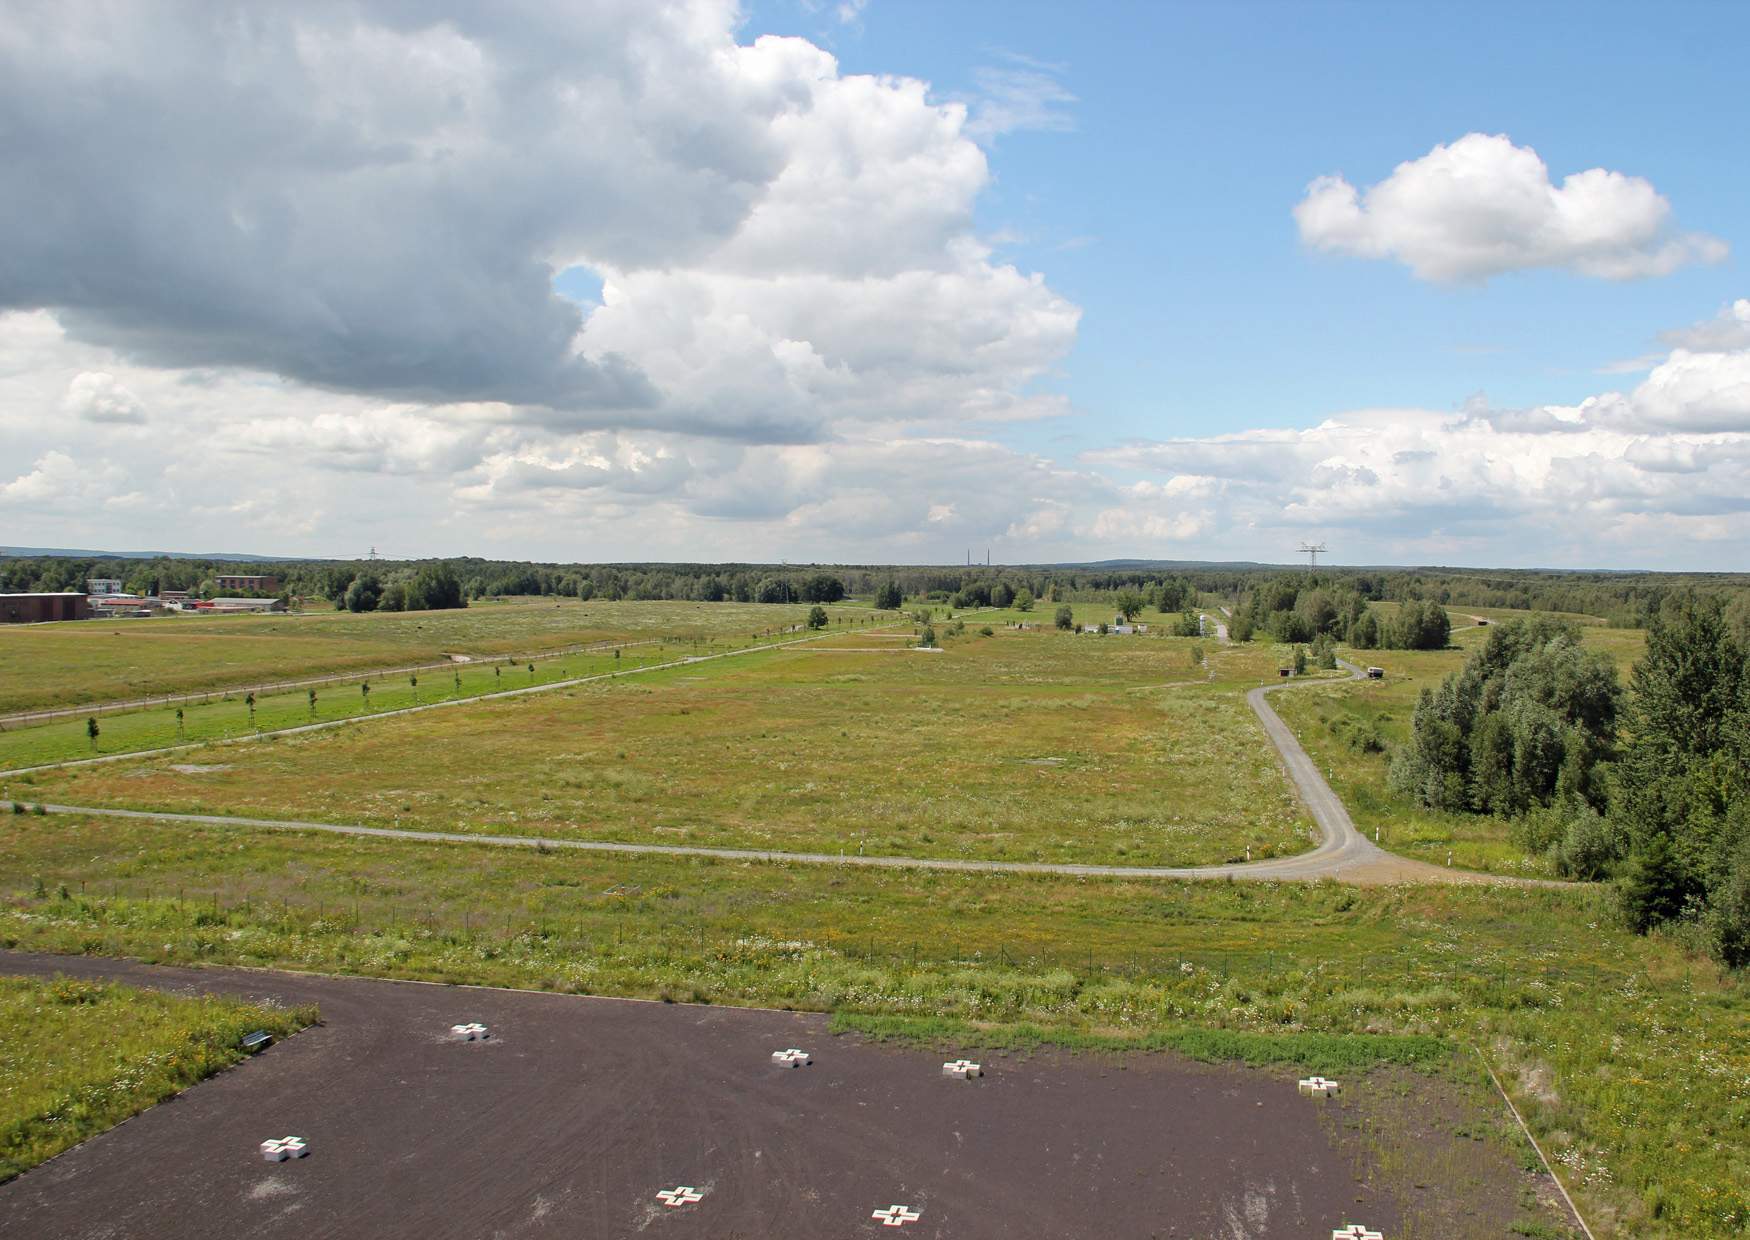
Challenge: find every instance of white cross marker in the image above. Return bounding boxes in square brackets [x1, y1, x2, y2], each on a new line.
[450, 1022, 490, 1041]
[657, 1186, 703, 1207]
[771, 1048, 811, 1067]
[259, 1136, 308, 1162]
[871, 1204, 921, 1227]
[942, 1059, 982, 1078]
[1331, 1226, 1383, 1240]
[1298, 1076, 1341, 1097]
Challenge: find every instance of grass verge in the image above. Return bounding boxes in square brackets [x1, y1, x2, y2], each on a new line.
[0, 973, 314, 1182]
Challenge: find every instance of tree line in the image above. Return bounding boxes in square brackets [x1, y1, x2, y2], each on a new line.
[1392, 602, 1750, 966]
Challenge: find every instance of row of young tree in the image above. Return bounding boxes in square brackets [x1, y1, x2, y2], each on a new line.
[1391, 601, 1750, 965]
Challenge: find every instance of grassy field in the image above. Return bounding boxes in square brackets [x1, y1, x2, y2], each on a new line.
[0, 971, 313, 1182]
[1267, 618, 1648, 876]
[1, 812, 1742, 1236]
[4, 626, 1316, 867]
[0, 598, 866, 715]
[0, 618, 876, 771]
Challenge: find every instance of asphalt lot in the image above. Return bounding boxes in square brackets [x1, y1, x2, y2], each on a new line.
[0, 952, 1393, 1239]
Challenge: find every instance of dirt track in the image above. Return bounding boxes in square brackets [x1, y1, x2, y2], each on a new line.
[0, 953, 1396, 1240]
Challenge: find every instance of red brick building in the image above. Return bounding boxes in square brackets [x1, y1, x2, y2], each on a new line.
[1, 592, 91, 623]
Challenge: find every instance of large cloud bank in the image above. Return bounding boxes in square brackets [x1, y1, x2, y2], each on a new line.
[1, 9, 1746, 568]
[1086, 310, 1750, 565]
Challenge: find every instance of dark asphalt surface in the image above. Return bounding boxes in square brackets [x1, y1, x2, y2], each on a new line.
[0, 953, 1394, 1240]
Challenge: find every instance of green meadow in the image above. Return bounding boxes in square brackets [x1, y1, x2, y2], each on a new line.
[5, 626, 1315, 868]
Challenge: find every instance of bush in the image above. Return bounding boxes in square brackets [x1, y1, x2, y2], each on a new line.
[1552, 804, 1623, 880]
[1510, 804, 1569, 856]
[805, 605, 828, 630]
[978, 626, 993, 637]
[1054, 604, 1074, 630]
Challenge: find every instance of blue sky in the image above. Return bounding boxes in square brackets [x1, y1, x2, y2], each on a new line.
[766, 0, 1746, 446]
[3, 2, 1747, 567]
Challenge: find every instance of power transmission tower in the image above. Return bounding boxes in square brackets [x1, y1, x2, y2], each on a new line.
[1297, 542, 1327, 571]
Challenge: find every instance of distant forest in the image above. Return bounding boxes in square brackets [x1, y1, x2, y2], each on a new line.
[2, 553, 1748, 633]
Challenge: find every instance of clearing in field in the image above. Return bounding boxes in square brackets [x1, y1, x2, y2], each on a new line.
[6, 625, 1316, 867]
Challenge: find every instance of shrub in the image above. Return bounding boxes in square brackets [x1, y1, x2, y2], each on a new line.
[1552, 804, 1624, 880]
[1054, 604, 1073, 630]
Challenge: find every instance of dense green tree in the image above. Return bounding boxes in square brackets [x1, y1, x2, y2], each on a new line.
[1391, 617, 1620, 817]
[1115, 589, 1145, 620]
[805, 605, 828, 630]
[408, 561, 465, 610]
[800, 574, 845, 604]
[342, 574, 381, 613]
[1610, 594, 1749, 954]
[1054, 604, 1074, 630]
[1013, 588, 1034, 612]
[874, 581, 903, 610]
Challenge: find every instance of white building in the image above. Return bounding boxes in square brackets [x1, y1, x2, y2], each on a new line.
[87, 578, 123, 596]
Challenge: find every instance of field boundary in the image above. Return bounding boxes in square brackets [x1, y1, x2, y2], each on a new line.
[0, 625, 892, 780]
[0, 636, 672, 728]
[1472, 1043, 1598, 1240]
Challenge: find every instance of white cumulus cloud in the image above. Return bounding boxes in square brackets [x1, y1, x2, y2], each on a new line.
[62, 371, 145, 424]
[1294, 133, 1727, 283]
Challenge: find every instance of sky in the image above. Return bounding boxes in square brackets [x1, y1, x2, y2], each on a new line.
[2, 0, 1747, 569]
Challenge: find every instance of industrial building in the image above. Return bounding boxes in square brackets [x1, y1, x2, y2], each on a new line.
[214, 574, 280, 594]
[1, 592, 92, 624]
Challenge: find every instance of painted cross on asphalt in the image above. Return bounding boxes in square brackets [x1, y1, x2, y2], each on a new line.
[872, 1204, 921, 1227]
[450, 1022, 489, 1041]
[1298, 1075, 1340, 1097]
[772, 1048, 811, 1066]
[657, 1186, 703, 1207]
[1331, 1226, 1383, 1240]
[259, 1136, 308, 1162]
[942, 1058, 982, 1078]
